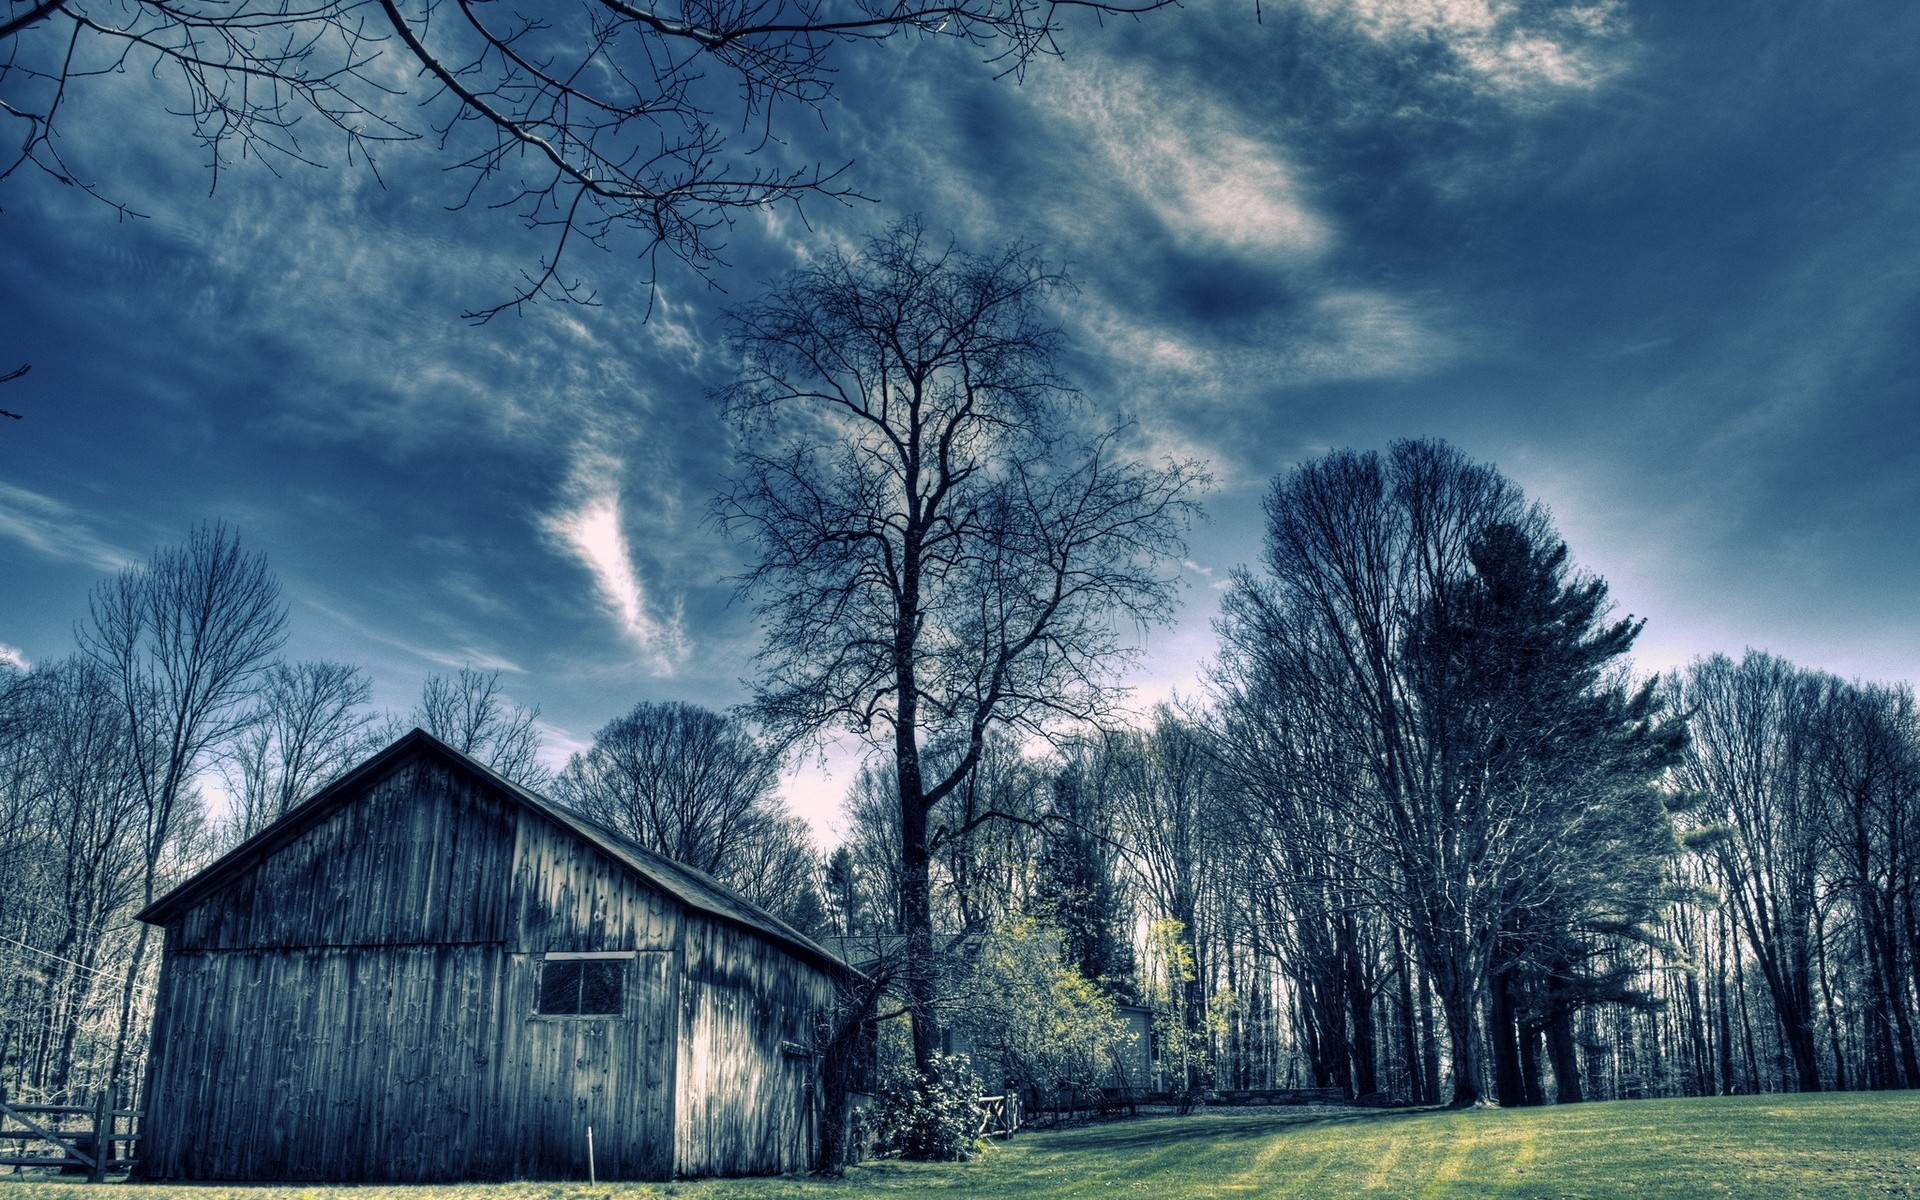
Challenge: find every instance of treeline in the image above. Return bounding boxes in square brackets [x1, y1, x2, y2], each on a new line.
[0, 524, 822, 1107]
[4, 443, 1915, 1120]
[823, 442, 1920, 1109]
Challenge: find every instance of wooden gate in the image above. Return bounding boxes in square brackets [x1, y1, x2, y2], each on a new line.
[0, 1090, 140, 1182]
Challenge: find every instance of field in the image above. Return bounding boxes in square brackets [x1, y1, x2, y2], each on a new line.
[2, 1092, 1914, 1200]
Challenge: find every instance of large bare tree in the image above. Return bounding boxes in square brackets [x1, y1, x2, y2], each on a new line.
[717, 220, 1203, 1075]
[552, 699, 822, 926]
[77, 521, 287, 1100]
[1, 0, 1172, 317]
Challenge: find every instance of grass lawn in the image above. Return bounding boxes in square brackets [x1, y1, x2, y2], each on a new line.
[3, 1092, 1914, 1200]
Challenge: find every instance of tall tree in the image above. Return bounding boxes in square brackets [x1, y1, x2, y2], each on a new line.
[1406, 522, 1688, 1106]
[78, 522, 287, 1100]
[717, 220, 1202, 1076]
[0, 656, 144, 1102]
[1036, 745, 1135, 997]
[1814, 680, 1920, 1088]
[1675, 652, 1831, 1093]
[1214, 440, 1678, 1107]
[1106, 706, 1226, 1087]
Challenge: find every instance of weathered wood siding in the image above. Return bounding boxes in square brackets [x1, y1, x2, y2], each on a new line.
[173, 759, 514, 951]
[673, 911, 834, 1176]
[501, 808, 679, 1179]
[141, 943, 510, 1180]
[139, 742, 837, 1182]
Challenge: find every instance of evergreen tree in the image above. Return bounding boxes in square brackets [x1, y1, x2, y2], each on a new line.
[1406, 522, 1690, 1105]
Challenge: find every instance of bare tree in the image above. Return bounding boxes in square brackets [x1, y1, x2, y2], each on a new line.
[551, 699, 823, 926]
[721, 807, 826, 930]
[220, 660, 381, 841]
[1, 0, 1173, 318]
[553, 700, 775, 872]
[717, 219, 1204, 1078]
[1105, 705, 1227, 1094]
[1815, 680, 1920, 1089]
[412, 666, 548, 787]
[0, 656, 145, 1103]
[77, 521, 287, 1101]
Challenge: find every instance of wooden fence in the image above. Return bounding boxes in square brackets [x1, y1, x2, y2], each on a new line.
[976, 1092, 1021, 1140]
[0, 1090, 140, 1182]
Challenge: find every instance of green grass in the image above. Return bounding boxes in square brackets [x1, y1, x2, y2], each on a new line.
[4, 1092, 1915, 1200]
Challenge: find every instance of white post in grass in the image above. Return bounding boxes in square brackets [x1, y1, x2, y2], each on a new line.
[587, 1125, 596, 1186]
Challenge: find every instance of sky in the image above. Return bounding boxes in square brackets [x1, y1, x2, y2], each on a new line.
[2, 0, 1916, 840]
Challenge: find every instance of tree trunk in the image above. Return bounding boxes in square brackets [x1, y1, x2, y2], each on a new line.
[1813, 916, 1849, 1092]
[1344, 927, 1379, 1098]
[1546, 1009, 1584, 1103]
[1487, 969, 1527, 1107]
[105, 885, 155, 1105]
[1418, 965, 1443, 1105]
[1396, 934, 1425, 1104]
[1517, 1023, 1546, 1107]
[1436, 980, 1485, 1107]
[897, 783, 939, 1075]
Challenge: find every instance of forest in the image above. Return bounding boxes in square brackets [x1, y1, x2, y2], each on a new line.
[1, 227, 1915, 1134]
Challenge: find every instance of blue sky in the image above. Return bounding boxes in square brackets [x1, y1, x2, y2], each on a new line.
[3, 0, 1916, 836]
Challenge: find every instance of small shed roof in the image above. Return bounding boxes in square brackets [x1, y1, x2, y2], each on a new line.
[138, 728, 850, 976]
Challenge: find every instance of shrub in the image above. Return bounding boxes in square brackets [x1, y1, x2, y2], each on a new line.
[951, 917, 1137, 1101]
[867, 1052, 986, 1161]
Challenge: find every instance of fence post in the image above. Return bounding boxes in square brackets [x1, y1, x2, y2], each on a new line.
[89, 1091, 109, 1183]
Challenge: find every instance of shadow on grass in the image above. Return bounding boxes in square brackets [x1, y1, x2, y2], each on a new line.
[1026, 1105, 1449, 1156]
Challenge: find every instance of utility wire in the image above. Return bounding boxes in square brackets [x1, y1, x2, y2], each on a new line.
[0, 934, 153, 998]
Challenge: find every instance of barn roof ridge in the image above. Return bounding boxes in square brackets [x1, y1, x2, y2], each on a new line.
[137, 727, 853, 977]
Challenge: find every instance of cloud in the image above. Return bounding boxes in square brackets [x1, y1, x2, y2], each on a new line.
[543, 446, 690, 675]
[1304, 0, 1630, 96]
[1038, 63, 1331, 262]
[301, 599, 528, 675]
[0, 643, 29, 671]
[0, 483, 132, 572]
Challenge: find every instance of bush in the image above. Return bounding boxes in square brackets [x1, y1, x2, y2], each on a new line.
[950, 918, 1137, 1102]
[867, 1052, 986, 1161]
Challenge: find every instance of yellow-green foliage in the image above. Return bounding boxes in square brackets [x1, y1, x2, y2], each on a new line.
[951, 917, 1133, 1090]
[1142, 917, 1215, 1093]
[6, 1092, 1914, 1200]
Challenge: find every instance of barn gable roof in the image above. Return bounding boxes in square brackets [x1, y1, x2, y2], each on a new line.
[137, 728, 850, 976]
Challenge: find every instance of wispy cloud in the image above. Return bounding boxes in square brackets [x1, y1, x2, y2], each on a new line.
[1040, 63, 1331, 262]
[543, 446, 690, 675]
[1306, 0, 1630, 96]
[0, 484, 131, 572]
[301, 599, 528, 675]
[0, 643, 29, 671]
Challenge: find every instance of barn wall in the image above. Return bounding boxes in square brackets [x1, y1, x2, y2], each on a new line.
[673, 912, 836, 1177]
[501, 809, 681, 1179]
[172, 759, 515, 951]
[139, 942, 511, 1181]
[142, 755, 687, 1182]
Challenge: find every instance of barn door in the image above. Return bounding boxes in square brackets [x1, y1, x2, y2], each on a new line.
[513, 951, 673, 1180]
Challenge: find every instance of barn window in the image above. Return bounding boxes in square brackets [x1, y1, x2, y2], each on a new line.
[537, 954, 629, 1016]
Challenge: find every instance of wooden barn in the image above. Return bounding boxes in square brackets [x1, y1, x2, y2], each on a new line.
[133, 729, 851, 1182]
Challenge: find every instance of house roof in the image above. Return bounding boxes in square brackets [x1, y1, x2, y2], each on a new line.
[137, 728, 853, 977]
